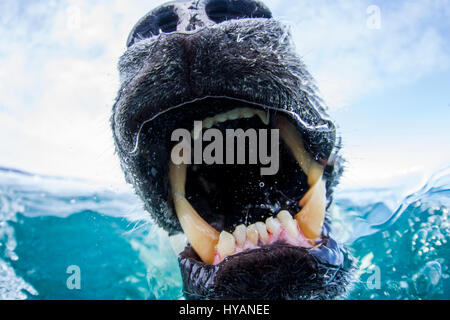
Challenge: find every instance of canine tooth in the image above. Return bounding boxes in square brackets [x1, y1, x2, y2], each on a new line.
[275, 115, 326, 241]
[172, 195, 219, 264]
[217, 231, 236, 258]
[169, 161, 187, 196]
[233, 224, 247, 246]
[255, 222, 269, 243]
[296, 177, 326, 241]
[277, 210, 300, 238]
[256, 111, 270, 125]
[169, 161, 219, 264]
[265, 217, 281, 236]
[246, 224, 259, 245]
[275, 116, 323, 185]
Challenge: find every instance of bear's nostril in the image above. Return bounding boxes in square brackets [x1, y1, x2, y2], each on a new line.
[127, 5, 179, 47]
[205, 0, 272, 24]
[158, 12, 179, 34]
[126, 0, 273, 47]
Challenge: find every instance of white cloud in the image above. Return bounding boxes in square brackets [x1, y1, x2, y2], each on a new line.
[0, 0, 166, 184]
[0, 0, 449, 187]
[272, 0, 450, 109]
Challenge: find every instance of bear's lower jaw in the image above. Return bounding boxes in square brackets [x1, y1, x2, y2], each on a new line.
[178, 241, 353, 300]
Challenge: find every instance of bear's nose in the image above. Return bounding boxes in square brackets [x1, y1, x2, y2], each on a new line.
[126, 0, 272, 47]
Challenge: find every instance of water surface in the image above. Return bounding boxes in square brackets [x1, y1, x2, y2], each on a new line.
[0, 167, 448, 300]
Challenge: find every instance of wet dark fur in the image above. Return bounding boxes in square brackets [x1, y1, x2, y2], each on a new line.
[112, 0, 354, 300]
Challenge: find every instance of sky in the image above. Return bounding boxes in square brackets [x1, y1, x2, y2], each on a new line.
[0, 0, 449, 190]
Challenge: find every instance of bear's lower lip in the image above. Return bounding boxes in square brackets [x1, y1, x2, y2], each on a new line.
[179, 240, 351, 300]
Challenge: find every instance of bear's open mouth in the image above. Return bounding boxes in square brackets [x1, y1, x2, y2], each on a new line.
[169, 109, 327, 266]
[118, 94, 349, 298]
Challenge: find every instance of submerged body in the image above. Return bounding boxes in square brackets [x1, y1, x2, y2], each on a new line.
[112, 0, 354, 299]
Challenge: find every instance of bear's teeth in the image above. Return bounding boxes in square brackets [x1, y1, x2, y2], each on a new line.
[265, 216, 282, 236]
[296, 169, 326, 241]
[255, 222, 269, 243]
[275, 115, 326, 241]
[246, 224, 259, 245]
[233, 224, 247, 247]
[274, 115, 323, 186]
[190, 108, 270, 139]
[169, 159, 219, 264]
[255, 110, 270, 125]
[277, 210, 300, 239]
[170, 114, 327, 265]
[217, 231, 236, 258]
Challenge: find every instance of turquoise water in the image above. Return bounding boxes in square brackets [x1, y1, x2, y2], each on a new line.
[0, 167, 448, 300]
